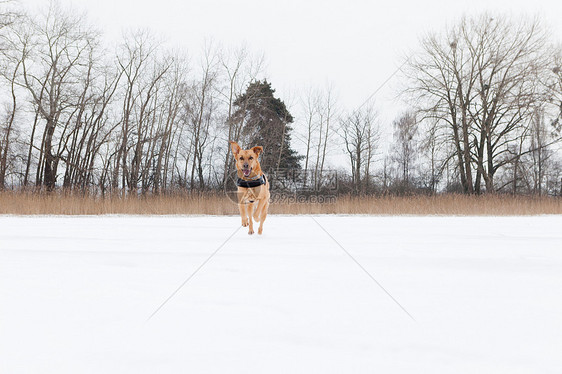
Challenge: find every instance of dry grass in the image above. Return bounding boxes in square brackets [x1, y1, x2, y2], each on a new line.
[0, 191, 561, 215]
[0, 192, 238, 215]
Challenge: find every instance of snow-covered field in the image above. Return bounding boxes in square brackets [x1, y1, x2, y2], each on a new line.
[1, 215, 561, 373]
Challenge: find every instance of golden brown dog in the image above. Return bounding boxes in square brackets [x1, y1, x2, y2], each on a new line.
[230, 141, 270, 235]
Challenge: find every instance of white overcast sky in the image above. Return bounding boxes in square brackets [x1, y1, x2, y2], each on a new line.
[20, 0, 562, 109]
[18, 0, 562, 159]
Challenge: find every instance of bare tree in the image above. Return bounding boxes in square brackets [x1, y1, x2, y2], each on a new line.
[508, 107, 558, 195]
[299, 87, 318, 175]
[551, 49, 562, 135]
[0, 10, 24, 188]
[405, 14, 556, 193]
[112, 30, 162, 194]
[391, 111, 418, 186]
[61, 49, 122, 192]
[314, 85, 337, 189]
[419, 118, 446, 193]
[0, 1, 19, 32]
[217, 45, 264, 185]
[186, 41, 219, 191]
[151, 54, 189, 193]
[19, 3, 98, 190]
[339, 105, 380, 194]
[529, 109, 551, 194]
[296, 85, 337, 189]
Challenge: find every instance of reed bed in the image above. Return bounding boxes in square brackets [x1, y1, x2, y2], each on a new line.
[0, 191, 560, 215]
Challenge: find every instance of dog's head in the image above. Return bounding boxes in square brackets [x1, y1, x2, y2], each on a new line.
[230, 141, 263, 178]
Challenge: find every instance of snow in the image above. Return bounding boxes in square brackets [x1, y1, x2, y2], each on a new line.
[1, 215, 561, 373]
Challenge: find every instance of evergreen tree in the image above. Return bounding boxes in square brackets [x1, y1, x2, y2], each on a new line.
[231, 80, 302, 171]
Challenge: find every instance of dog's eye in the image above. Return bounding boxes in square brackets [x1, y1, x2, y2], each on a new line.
[239, 157, 244, 160]
[249, 157, 253, 160]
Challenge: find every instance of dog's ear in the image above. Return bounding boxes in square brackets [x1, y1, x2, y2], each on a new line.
[251, 146, 263, 157]
[230, 141, 241, 157]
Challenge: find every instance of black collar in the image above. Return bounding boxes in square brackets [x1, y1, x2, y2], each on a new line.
[237, 174, 266, 188]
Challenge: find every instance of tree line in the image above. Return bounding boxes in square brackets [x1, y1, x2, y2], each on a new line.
[0, 3, 560, 196]
[307, 14, 562, 196]
[0, 3, 271, 194]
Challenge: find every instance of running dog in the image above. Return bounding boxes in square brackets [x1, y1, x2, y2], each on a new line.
[230, 141, 270, 235]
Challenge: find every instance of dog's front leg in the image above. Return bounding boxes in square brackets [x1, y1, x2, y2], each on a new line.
[239, 203, 249, 227]
[255, 199, 268, 235]
[247, 202, 255, 235]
